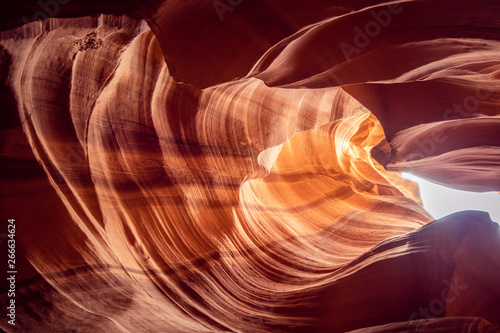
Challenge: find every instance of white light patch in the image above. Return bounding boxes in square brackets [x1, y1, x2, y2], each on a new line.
[402, 173, 500, 223]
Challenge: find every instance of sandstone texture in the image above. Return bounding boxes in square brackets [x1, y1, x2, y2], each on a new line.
[1, 0, 499, 332]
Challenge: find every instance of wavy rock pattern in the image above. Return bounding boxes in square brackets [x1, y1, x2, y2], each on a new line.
[1, 0, 500, 332]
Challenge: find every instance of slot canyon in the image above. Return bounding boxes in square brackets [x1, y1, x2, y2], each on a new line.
[1, 0, 499, 332]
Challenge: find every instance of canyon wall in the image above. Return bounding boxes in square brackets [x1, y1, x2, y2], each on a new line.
[1, 0, 499, 332]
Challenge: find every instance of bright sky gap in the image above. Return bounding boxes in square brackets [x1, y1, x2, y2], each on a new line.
[402, 173, 500, 223]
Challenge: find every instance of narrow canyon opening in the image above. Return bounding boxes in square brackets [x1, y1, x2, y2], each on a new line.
[403, 172, 500, 223]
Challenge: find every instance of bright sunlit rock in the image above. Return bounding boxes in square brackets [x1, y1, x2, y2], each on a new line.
[403, 173, 500, 223]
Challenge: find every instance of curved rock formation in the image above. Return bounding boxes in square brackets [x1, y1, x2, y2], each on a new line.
[1, 0, 499, 332]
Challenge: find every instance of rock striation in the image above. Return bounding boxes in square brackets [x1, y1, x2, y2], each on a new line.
[0, 0, 499, 332]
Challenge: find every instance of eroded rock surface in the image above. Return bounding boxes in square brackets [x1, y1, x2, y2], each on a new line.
[1, 0, 499, 332]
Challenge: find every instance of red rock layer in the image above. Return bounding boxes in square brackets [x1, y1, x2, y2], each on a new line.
[1, 0, 500, 332]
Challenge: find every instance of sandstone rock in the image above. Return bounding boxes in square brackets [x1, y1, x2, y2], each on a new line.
[1, 1, 499, 332]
